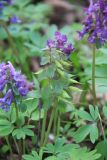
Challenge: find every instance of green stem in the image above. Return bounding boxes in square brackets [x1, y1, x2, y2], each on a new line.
[3, 23, 18, 55]
[25, 141, 29, 153]
[53, 108, 58, 138]
[98, 112, 106, 140]
[18, 140, 22, 160]
[40, 111, 47, 146]
[23, 139, 25, 154]
[56, 111, 60, 138]
[13, 137, 20, 154]
[92, 45, 97, 105]
[43, 107, 56, 146]
[5, 136, 14, 160]
[15, 106, 19, 120]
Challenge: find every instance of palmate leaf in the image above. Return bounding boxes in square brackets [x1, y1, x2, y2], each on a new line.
[78, 110, 94, 121]
[45, 149, 100, 160]
[44, 138, 100, 160]
[0, 119, 14, 137]
[14, 0, 31, 8]
[96, 140, 107, 160]
[23, 151, 41, 160]
[45, 156, 57, 160]
[78, 106, 99, 122]
[12, 125, 34, 139]
[70, 147, 101, 160]
[73, 124, 98, 143]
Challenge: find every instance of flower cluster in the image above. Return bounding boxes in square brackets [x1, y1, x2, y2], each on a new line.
[47, 32, 74, 56]
[0, 62, 33, 111]
[78, 0, 107, 44]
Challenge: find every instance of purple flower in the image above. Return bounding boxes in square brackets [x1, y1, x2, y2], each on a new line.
[0, 89, 13, 112]
[55, 32, 67, 43]
[47, 39, 55, 48]
[14, 72, 33, 96]
[46, 31, 74, 56]
[63, 44, 74, 55]
[10, 15, 21, 24]
[55, 32, 67, 49]
[0, 61, 33, 96]
[0, 3, 4, 9]
[0, 61, 33, 111]
[79, 0, 107, 45]
[18, 87, 28, 96]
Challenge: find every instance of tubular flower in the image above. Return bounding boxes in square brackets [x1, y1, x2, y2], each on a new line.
[0, 89, 13, 111]
[47, 31, 74, 56]
[0, 62, 33, 111]
[78, 0, 107, 45]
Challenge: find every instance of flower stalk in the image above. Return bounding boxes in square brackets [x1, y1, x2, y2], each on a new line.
[43, 106, 56, 146]
[92, 45, 97, 105]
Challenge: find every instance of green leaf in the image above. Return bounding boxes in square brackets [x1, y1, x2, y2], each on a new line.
[45, 156, 57, 160]
[14, 0, 31, 8]
[24, 98, 39, 115]
[12, 126, 34, 140]
[78, 110, 93, 121]
[73, 125, 91, 143]
[0, 119, 14, 137]
[9, 107, 16, 123]
[23, 151, 41, 160]
[73, 123, 99, 144]
[44, 139, 100, 160]
[103, 105, 107, 119]
[69, 86, 82, 92]
[90, 124, 98, 144]
[96, 140, 107, 160]
[19, 103, 27, 113]
[16, 112, 25, 127]
[1, 145, 9, 153]
[70, 148, 101, 160]
[89, 105, 99, 121]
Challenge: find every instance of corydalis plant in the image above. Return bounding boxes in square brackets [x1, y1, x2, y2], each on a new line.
[0, 62, 33, 111]
[39, 32, 76, 146]
[79, 0, 107, 44]
[47, 31, 74, 56]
